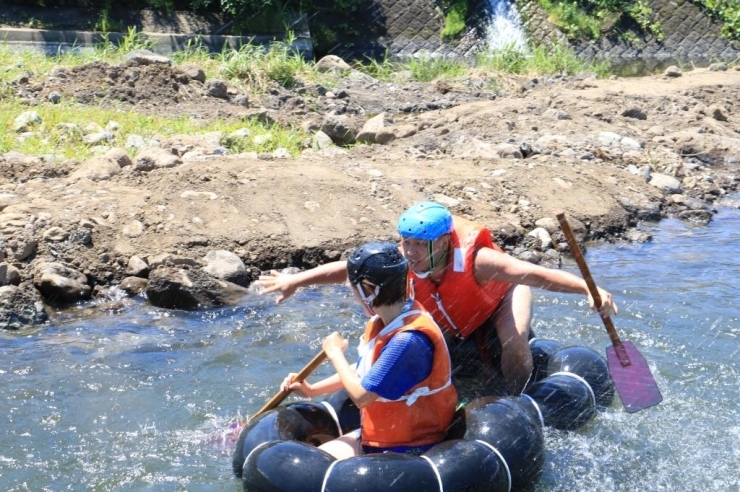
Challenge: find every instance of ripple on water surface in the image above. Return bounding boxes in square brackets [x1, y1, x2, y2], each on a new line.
[2, 207, 740, 490]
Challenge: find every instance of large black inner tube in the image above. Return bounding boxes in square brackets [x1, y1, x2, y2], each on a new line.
[234, 340, 615, 491]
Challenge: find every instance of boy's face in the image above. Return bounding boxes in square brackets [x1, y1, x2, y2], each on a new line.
[399, 235, 449, 274]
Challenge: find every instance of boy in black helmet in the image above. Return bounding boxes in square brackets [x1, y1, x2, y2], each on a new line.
[281, 242, 458, 460]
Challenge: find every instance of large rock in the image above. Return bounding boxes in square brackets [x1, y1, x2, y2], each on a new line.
[8, 236, 37, 261]
[120, 276, 148, 296]
[356, 113, 386, 144]
[14, 111, 41, 132]
[178, 63, 206, 83]
[145, 267, 248, 310]
[320, 114, 359, 145]
[649, 173, 682, 193]
[201, 250, 249, 287]
[125, 255, 150, 278]
[315, 55, 351, 73]
[0, 263, 21, 286]
[160, 135, 220, 157]
[134, 147, 182, 171]
[32, 261, 91, 304]
[0, 282, 48, 330]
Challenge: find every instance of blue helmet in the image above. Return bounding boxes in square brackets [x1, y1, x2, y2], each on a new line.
[397, 201, 453, 240]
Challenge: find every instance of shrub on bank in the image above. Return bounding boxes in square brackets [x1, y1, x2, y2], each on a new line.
[535, 0, 665, 42]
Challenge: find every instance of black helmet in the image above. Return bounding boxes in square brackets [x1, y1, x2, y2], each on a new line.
[347, 242, 408, 288]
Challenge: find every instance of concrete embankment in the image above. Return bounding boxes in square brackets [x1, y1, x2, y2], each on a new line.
[0, 27, 313, 57]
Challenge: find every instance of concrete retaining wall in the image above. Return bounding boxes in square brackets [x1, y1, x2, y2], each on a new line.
[0, 27, 313, 59]
[519, 0, 740, 72]
[349, 0, 740, 69]
[1, 1, 738, 71]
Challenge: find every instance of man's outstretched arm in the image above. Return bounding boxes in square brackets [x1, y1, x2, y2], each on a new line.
[254, 261, 349, 304]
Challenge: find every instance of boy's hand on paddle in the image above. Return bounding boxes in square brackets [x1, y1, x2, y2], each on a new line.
[323, 332, 349, 361]
[281, 372, 314, 397]
[254, 270, 298, 304]
[588, 287, 618, 318]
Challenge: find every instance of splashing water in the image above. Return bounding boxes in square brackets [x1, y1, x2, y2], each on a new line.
[484, 0, 528, 52]
[2, 200, 740, 490]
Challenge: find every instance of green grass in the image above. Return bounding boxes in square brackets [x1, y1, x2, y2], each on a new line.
[0, 30, 314, 158]
[693, 0, 740, 41]
[477, 43, 530, 74]
[537, 0, 601, 39]
[477, 42, 612, 77]
[352, 55, 399, 82]
[407, 55, 468, 82]
[0, 97, 306, 160]
[1, 28, 613, 161]
[535, 0, 665, 41]
[218, 39, 315, 90]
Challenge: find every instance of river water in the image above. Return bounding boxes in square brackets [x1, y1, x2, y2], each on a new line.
[2, 201, 739, 491]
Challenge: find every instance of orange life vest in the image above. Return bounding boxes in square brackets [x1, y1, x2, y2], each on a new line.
[358, 302, 458, 449]
[411, 216, 511, 339]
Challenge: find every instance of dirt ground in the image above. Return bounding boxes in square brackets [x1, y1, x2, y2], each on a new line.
[2, 52, 740, 307]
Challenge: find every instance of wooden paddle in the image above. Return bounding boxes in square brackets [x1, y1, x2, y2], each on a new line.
[557, 212, 663, 413]
[251, 350, 328, 419]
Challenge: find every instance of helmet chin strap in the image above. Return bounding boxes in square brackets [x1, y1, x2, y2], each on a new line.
[414, 240, 448, 279]
[356, 283, 380, 313]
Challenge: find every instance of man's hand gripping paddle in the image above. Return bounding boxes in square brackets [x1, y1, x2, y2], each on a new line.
[557, 213, 663, 413]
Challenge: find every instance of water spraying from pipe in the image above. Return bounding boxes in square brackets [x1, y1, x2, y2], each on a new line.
[484, 0, 528, 52]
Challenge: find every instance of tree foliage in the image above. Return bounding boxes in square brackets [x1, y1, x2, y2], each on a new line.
[693, 0, 740, 40]
[536, 0, 664, 41]
[6, 0, 368, 56]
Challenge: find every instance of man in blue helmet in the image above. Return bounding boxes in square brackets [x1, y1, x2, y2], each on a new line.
[256, 201, 617, 395]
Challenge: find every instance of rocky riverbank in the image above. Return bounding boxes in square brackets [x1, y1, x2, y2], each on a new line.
[2, 52, 739, 330]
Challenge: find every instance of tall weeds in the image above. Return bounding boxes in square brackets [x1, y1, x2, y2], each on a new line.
[1, 31, 613, 160]
[219, 34, 314, 90]
[477, 42, 612, 77]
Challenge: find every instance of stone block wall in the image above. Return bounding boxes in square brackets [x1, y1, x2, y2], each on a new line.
[348, 0, 740, 71]
[3, 0, 738, 70]
[325, 0, 490, 61]
[519, 0, 740, 72]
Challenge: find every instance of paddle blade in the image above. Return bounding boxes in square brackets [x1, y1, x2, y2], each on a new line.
[606, 341, 663, 413]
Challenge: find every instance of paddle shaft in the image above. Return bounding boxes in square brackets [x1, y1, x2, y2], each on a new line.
[252, 350, 328, 419]
[556, 213, 631, 365]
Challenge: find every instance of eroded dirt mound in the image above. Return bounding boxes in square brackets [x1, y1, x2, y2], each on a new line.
[2, 53, 740, 323]
[9, 56, 257, 122]
[49, 60, 189, 106]
[0, 153, 73, 181]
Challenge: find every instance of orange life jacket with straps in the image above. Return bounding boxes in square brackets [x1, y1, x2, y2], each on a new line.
[411, 216, 511, 339]
[357, 302, 458, 448]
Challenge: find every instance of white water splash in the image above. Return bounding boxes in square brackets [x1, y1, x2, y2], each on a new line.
[485, 0, 528, 52]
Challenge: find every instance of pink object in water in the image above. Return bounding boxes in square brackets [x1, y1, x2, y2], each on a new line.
[558, 212, 663, 415]
[607, 341, 663, 413]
